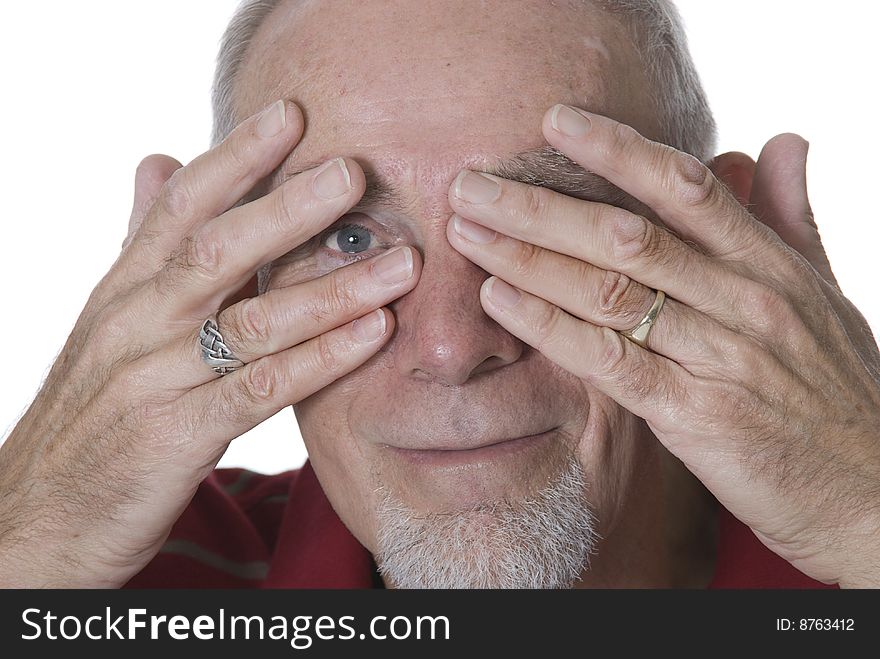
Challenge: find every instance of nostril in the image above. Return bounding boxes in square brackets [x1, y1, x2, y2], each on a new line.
[471, 355, 507, 377]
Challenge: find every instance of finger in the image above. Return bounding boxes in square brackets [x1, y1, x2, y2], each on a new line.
[750, 133, 837, 285]
[121, 99, 304, 277]
[220, 272, 258, 312]
[219, 245, 416, 361]
[448, 214, 748, 371]
[153, 156, 365, 320]
[163, 308, 394, 458]
[124, 154, 183, 250]
[749, 136, 877, 362]
[708, 151, 755, 208]
[133, 245, 418, 392]
[447, 168, 746, 324]
[476, 275, 693, 425]
[540, 105, 792, 269]
[539, 108, 845, 353]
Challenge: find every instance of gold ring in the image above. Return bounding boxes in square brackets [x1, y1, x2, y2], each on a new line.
[619, 289, 666, 350]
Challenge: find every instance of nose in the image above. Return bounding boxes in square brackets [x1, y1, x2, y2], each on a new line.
[389, 222, 524, 386]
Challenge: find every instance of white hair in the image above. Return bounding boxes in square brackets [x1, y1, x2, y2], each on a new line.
[210, 0, 717, 160]
[374, 458, 600, 589]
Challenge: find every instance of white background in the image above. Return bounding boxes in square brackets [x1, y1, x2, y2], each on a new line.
[1, 1, 877, 475]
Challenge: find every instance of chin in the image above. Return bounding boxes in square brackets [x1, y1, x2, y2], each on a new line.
[373, 452, 601, 589]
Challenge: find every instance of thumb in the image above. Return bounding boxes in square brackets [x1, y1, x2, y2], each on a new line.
[749, 133, 837, 285]
[123, 153, 183, 249]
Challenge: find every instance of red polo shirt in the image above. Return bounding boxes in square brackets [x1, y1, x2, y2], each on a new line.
[124, 461, 835, 589]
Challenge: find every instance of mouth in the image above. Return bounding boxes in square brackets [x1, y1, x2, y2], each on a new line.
[384, 426, 560, 469]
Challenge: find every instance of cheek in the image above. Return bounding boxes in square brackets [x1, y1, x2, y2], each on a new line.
[294, 373, 386, 552]
[574, 390, 646, 530]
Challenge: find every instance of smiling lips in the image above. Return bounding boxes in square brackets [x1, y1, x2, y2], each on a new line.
[384, 427, 559, 465]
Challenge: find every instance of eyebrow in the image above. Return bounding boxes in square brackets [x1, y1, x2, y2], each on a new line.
[482, 145, 631, 207]
[279, 145, 631, 212]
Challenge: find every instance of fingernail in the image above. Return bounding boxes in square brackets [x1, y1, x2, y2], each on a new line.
[454, 170, 501, 204]
[487, 277, 522, 307]
[256, 99, 287, 138]
[452, 214, 496, 244]
[550, 104, 591, 138]
[353, 308, 387, 342]
[313, 157, 352, 199]
[371, 246, 414, 284]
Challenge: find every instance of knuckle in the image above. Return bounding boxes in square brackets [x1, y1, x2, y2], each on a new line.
[510, 240, 543, 278]
[604, 122, 640, 173]
[596, 325, 628, 375]
[220, 133, 256, 175]
[160, 168, 191, 219]
[127, 221, 159, 254]
[597, 269, 646, 323]
[520, 185, 549, 227]
[91, 304, 131, 347]
[274, 180, 301, 228]
[235, 296, 272, 348]
[531, 302, 565, 349]
[183, 230, 222, 279]
[745, 282, 780, 317]
[663, 149, 714, 207]
[312, 333, 342, 375]
[741, 283, 801, 335]
[740, 284, 777, 334]
[716, 333, 762, 379]
[608, 212, 655, 263]
[239, 359, 275, 403]
[88, 304, 146, 365]
[322, 273, 361, 316]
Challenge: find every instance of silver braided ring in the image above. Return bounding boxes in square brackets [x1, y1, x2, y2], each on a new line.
[199, 317, 245, 375]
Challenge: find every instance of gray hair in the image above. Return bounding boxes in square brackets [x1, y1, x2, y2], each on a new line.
[375, 456, 600, 588]
[211, 0, 280, 147]
[210, 0, 716, 160]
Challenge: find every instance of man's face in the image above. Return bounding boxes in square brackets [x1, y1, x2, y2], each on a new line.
[238, 0, 665, 585]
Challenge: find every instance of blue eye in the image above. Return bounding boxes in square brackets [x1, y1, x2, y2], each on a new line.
[322, 223, 375, 255]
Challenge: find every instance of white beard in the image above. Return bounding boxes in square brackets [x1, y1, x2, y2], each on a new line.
[374, 458, 600, 589]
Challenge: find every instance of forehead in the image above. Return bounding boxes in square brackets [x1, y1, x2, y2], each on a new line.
[236, 0, 652, 192]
